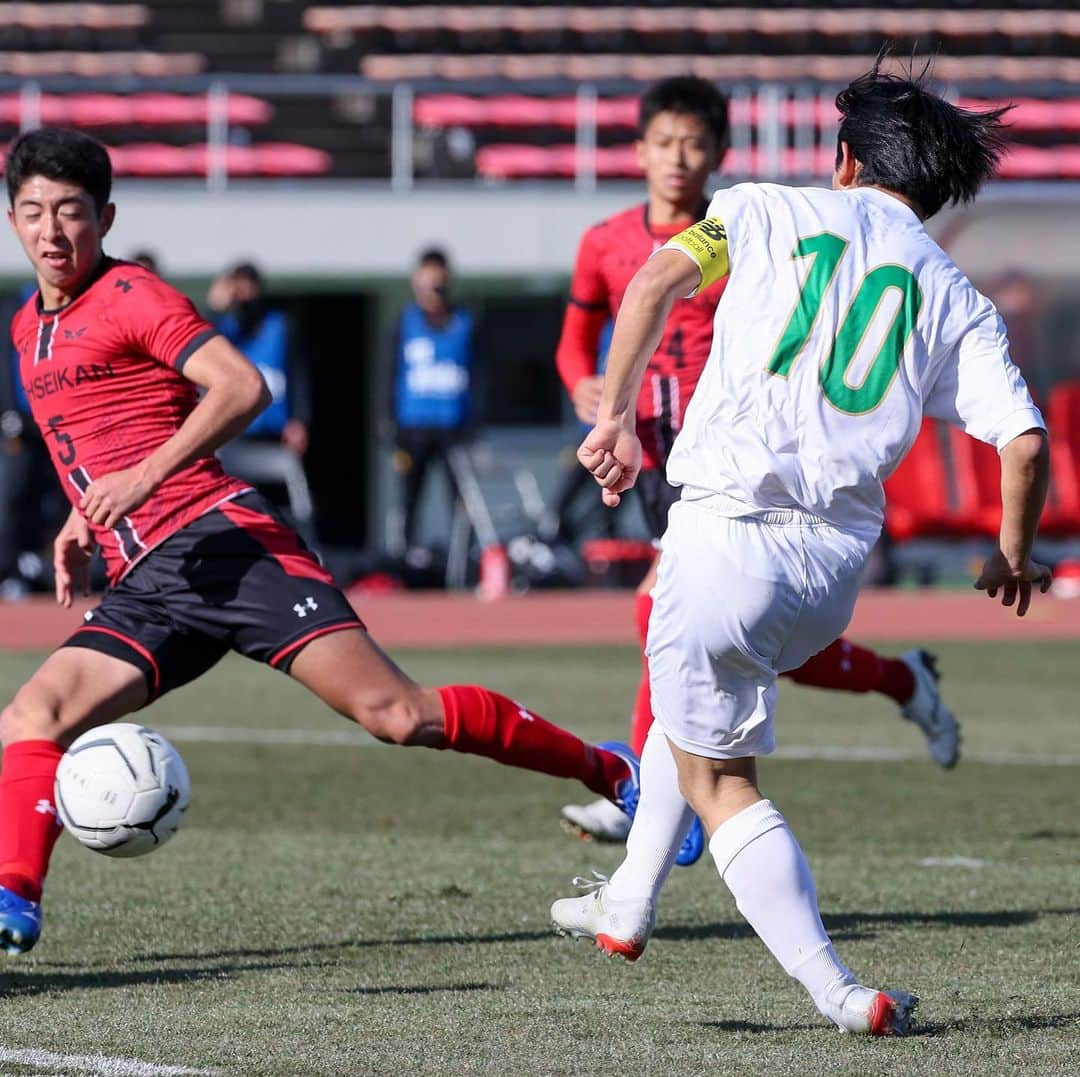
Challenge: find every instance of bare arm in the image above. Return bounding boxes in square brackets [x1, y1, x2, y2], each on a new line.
[974, 429, 1052, 616]
[577, 250, 701, 505]
[80, 335, 271, 529]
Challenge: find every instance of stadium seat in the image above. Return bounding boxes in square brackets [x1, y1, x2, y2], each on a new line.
[414, 93, 840, 131]
[15, 142, 331, 178]
[0, 51, 205, 77]
[0, 4, 150, 31]
[884, 420, 979, 542]
[306, 6, 1079, 54]
[1042, 383, 1080, 535]
[475, 142, 835, 180]
[362, 52, 1080, 87]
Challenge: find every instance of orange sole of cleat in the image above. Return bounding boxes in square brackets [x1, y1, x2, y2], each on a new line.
[595, 934, 644, 962]
[867, 991, 898, 1036]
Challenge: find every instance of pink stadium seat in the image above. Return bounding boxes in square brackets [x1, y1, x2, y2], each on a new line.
[0, 3, 149, 31]
[0, 92, 273, 129]
[69, 143, 332, 178]
[959, 98, 1080, 133]
[414, 93, 838, 131]
[475, 142, 834, 180]
[363, 53, 1080, 86]
[0, 52, 205, 78]
[308, 6, 1079, 47]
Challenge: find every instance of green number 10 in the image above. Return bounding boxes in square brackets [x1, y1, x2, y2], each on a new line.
[766, 232, 922, 415]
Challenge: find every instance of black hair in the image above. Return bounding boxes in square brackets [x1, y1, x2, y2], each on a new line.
[835, 56, 1011, 220]
[5, 127, 112, 214]
[417, 247, 449, 270]
[129, 249, 159, 273]
[638, 76, 730, 150]
[230, 261, 263, 286]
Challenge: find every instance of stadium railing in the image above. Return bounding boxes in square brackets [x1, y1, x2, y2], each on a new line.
[1, 75, 1078, 186]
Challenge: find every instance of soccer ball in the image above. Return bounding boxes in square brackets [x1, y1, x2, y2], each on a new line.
[54, 723, 190, 858]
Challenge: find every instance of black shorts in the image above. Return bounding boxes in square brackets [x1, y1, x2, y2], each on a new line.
[636, 468, 682, 541]
[62, 491, 363, 700]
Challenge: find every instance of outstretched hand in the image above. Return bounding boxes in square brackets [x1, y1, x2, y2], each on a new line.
[973, 550, 1052, 617]
[577, 419, 642, 507]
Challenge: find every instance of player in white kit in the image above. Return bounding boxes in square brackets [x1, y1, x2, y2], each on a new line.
[551, 61, 1052, 1035]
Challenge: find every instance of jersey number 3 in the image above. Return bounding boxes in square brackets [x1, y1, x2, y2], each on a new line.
[766, 232, 922, 415]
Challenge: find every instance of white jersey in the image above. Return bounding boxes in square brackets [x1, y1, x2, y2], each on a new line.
[662, 183, 1044, 537]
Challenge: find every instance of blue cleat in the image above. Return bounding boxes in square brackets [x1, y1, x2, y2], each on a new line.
[598, 741, 640, 822]
[675, 814, 706, 867]
[0, 884, 42, 955]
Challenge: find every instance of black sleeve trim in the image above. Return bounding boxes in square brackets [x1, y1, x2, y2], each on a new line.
[174, 327, 221, 373]
[568, 296, 607, 312]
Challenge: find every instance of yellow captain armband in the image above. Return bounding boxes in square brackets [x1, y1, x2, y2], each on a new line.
[668, 217, 730, 290]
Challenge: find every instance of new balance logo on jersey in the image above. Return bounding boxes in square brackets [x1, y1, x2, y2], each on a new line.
[115, 278, 132, 293]
[697, 219, 727, 242]
[63, 327, 88, 340]
[293, 596, 319, 618]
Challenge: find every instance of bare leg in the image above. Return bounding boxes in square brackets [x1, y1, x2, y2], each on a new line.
[288, 627, 634, 799]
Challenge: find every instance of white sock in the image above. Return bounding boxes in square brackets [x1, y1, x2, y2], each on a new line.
[709, 799, 855, 1007]
[606, 728, 695, 904]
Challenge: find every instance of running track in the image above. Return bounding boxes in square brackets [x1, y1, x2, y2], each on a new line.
[0, 588, 1077, 650]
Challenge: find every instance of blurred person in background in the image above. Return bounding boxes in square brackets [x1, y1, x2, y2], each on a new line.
[390, 247, 476, 568]
[556, 76, 960, 850]
[209, 261, 314, 534]
[0, 286, 61, 600]
[128, 249, 160, 275]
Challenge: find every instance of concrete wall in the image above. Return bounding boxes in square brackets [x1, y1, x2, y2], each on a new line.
[1, 180, 1077, 280]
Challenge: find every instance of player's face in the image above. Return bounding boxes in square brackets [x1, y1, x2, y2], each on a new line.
[636, 112, 719, 207]
[8, 175, 113, 298]
[412, 263, 451, 314]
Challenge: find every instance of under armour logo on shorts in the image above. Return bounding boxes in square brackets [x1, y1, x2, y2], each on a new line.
[293, 596, 319, 618]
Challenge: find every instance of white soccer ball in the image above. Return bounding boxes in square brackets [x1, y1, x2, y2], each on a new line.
[54, 723, 190, 858]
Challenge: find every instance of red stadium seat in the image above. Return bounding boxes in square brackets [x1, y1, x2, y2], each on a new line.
[0, 92, 274, 129]
[883, 420, 999, 541]
[1041, 383, 1080, 535]
[475, 142, 835, 180]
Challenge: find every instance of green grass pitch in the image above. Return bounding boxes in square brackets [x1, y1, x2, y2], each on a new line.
[0, 641, 1077, 1076]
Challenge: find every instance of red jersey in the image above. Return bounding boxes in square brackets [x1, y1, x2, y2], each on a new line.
[11, 257, 250, 584]
[555, 202, 728, 470]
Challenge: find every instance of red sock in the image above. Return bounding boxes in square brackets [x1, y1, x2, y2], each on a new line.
[630, 591, 654, 756]
[0, 740, 66, 903]
[437, 685, 630, 800]
[783, 638, 915, 704]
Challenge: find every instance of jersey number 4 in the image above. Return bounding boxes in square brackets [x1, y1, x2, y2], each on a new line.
[766, 232, 922, 415]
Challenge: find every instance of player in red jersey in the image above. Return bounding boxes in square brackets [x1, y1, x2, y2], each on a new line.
[556, 78, 959, 844]
[0, 128, 644, 955]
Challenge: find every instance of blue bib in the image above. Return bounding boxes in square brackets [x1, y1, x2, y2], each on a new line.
[395, 304, 473, 429]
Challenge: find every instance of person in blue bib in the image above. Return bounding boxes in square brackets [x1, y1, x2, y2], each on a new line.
[391, 248, 476, 561]
[210, 262, 314, 531]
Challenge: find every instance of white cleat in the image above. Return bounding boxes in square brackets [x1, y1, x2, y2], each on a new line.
[560, 797, 632, 843]
[900, 649, 960, 769]
[550, 872, 655, 962]
[821, 982, 920, 1036]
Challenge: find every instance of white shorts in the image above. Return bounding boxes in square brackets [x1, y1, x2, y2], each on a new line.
[646, 498, 874, 760]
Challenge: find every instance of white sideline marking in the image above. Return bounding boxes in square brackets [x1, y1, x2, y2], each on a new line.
[773, 745, 1080, 767]
[0, 1048, 216, 1076]
[919, 856, 988, 868]
[151, 725, 1080, 767]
